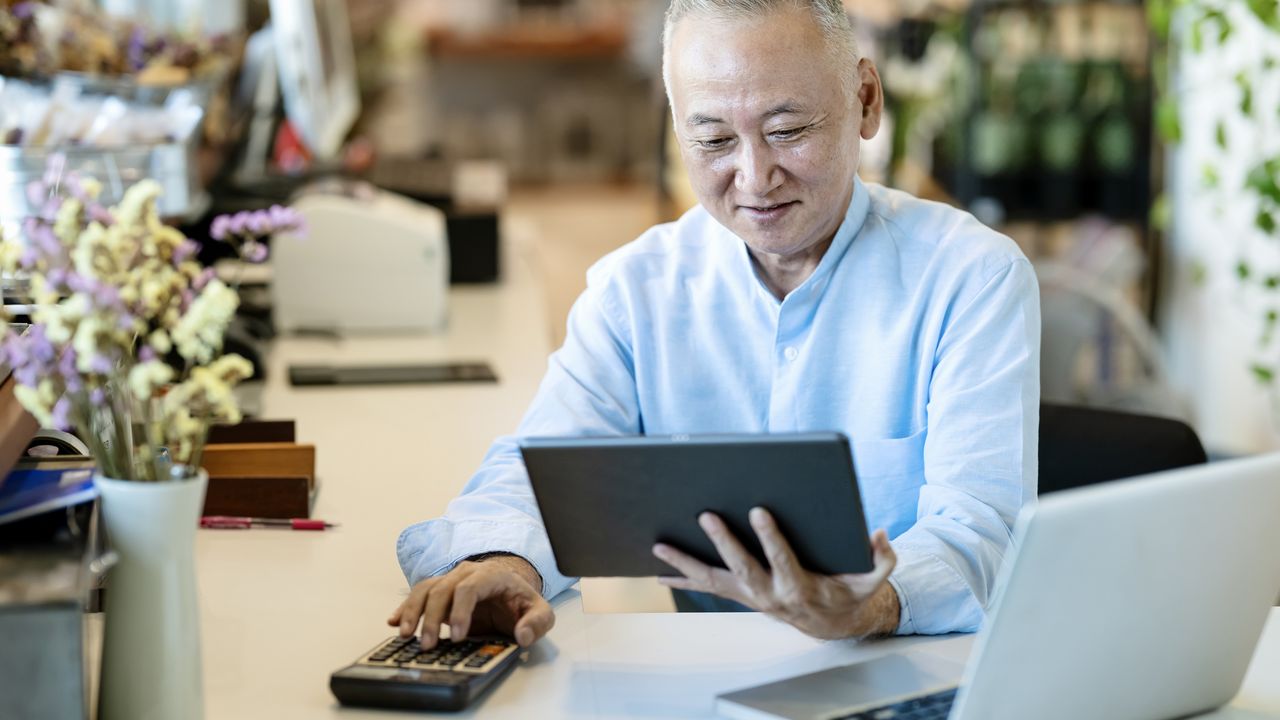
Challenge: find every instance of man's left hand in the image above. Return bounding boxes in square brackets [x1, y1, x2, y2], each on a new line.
[653, 508, 899, 640]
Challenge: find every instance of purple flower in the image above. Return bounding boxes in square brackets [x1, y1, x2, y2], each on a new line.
[228, 211, 251, 236]
[89, 388, 106, 407]
[247, 210, 272, 235]
[193, 268, 216, 290]
[87, 353, 114, 375]
[210, 214, 231, 241]
[13, 2, 36, 19]
[28, 326, 55, 364]
[88, 204, 115, 226]
[25, 180, 48, 207]
[58, 349, 83, 393]
[268, 205, 306, 235]
[139, 345, 158, 362]
[242, 241, 269, 263]
[50, 397, 72, 431]
[174, 239, 199, 264]
[45, 267, 68, 287]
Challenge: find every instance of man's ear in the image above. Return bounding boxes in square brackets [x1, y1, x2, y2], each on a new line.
[856, 58, 884, 140]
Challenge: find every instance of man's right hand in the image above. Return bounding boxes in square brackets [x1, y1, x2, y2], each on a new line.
[387, 555, 555, 649]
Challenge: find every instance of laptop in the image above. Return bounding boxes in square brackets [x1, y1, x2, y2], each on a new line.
[717, 451, 1280, 720]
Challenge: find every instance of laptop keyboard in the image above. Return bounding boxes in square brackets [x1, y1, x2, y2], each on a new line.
[833, 687, 958, 719]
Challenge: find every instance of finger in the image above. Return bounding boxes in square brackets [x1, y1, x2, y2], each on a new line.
[652, 542, 718, 585]
[867, 529, 897, 584]
[448, 574, 488, 641]
[750, 507, 803, 581]
[656, 575, 702, 591]
[394, 578, 437, 637]
[421, 569, 470, 647]
[699, 512, 766, 590]
[512, 598, 555, 647]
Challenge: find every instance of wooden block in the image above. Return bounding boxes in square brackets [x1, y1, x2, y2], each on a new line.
[202, 476, 312, 519]
[0, 376, 39, 488]
[207, 420, 297, 445]
[199, 443, 315, 488]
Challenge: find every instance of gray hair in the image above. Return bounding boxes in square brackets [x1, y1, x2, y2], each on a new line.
[661, 0, 861, 104]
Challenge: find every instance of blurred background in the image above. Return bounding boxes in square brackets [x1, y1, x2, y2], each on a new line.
[1, 0, 1278, 457]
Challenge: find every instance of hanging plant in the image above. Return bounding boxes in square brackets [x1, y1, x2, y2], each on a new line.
[1150, 0, 1280, 386]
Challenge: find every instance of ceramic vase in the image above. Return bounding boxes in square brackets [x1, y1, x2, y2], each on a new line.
[96, 470, 207, 720]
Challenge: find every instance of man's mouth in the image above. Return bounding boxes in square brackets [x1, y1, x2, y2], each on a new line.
[739, 201, 798, 220]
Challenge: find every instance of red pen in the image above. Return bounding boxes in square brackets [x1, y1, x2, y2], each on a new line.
[200, 516, 339, 531]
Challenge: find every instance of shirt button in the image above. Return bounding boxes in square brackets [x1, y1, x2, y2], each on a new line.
[783, 346, 799, 361]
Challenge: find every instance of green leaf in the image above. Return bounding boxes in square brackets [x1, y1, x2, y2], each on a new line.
[1246, 0, 1280, 31]
[1238, 261, 1252, 280]
[1259, 211, 1278, 235]
[1191, 18, 1205, 52]
[1190, 259, 1209, 286]
[1202, 164, 1220, 188]
[1236, 72, 1254, 116]
[1148, 0, 1173, 40]
[1156, 98, 1182, 143]
[1252, 365, 1276, 384]
[1215, 121, 1228, 150]
[1266, 276, 1280, 290]
[1247, 160, 1280, 205]
[1151, 193, 1173, 231]
[1265, 57, 1278, 71]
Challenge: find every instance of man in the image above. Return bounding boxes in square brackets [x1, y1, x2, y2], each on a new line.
[390, 0, 1039, 649]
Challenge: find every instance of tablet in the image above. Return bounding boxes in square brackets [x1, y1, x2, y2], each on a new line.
[519, 433, 873, 578]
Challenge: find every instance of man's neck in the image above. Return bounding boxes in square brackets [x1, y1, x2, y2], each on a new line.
[749, 236, 834, 301]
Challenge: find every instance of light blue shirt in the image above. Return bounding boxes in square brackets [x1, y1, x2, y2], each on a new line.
[398, 178, 1040, 635]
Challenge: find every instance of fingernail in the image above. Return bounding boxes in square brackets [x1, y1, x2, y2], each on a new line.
[653, 544, 667, 557]
[749, 507, 766, 524]
[451, 623, 462, 639]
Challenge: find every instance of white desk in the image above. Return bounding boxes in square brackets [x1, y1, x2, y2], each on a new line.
[195, 229, 1280, 719]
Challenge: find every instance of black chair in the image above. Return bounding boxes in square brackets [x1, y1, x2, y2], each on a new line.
[1039, 403, 1208, 495]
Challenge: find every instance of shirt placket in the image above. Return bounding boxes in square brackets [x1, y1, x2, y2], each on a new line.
[767, 291, 813, 432]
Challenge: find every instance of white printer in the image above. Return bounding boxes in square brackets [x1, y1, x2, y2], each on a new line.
[271, 181, 449, 334]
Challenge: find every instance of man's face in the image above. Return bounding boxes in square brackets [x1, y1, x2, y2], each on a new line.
[667, 7, 882, 260]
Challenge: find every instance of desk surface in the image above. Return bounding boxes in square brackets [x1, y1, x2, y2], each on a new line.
[195, 227, 1280, 719]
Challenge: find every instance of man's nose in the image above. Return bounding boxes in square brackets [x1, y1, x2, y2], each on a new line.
[734, 140, 783, 197]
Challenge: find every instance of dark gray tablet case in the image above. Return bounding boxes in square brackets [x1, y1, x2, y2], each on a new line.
[519, 433, 873, 578]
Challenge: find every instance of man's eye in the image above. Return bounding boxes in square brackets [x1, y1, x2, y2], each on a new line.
[696, 138, 731, 150]
[770, 126, 806, 140]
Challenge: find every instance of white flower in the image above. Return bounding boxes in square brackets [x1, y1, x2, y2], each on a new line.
[113, 179, 164, 230]
[148, 329, 172, 355]
[170, 279, 238, 364]
[128, 360, 175, 401]
[14, 380, 57, 428]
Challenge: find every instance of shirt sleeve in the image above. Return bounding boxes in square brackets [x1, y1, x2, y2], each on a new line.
[888, 257, 1040, 635]
[396, 276, 639, 600]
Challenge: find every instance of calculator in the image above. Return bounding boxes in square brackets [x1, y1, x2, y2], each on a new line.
[329, 635, 522, 711]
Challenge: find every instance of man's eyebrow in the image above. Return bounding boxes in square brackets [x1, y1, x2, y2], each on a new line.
[686, 113, 723, 127]
[686, 103, 807, 127]
[764, 102, 806, 118]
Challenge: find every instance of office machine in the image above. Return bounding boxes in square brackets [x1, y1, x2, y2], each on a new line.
[717, 451, 1280, 720]
[330, 634, 521, 712]
[271, 182, 449, 334]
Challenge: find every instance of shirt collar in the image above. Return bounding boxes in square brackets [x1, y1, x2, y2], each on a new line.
[727, 175, 872, 303]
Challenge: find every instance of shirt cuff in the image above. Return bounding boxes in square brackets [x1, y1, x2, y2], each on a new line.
[887, 542, 984, 636]
[396, 518, 576, 600]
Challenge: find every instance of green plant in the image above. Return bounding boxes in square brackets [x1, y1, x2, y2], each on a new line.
[1150, 0, 1280, 386]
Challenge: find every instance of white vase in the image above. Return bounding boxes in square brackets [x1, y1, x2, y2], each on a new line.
[96, 471, 207, 720]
